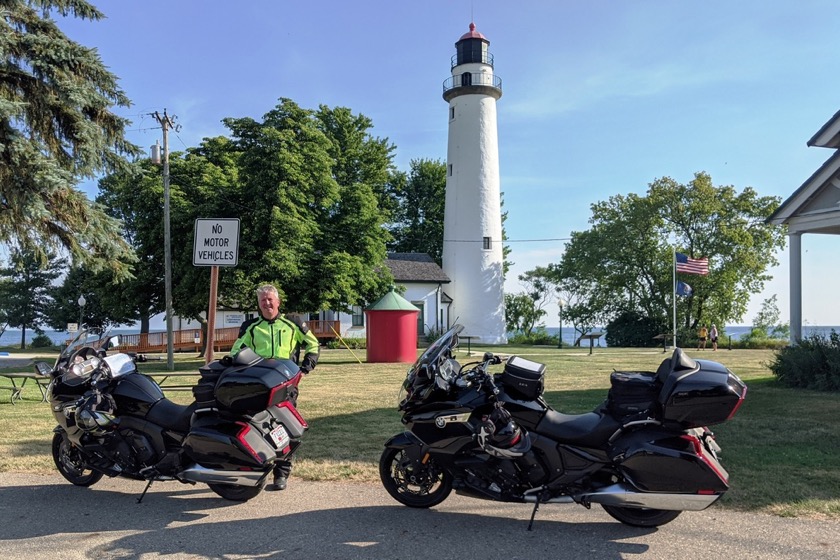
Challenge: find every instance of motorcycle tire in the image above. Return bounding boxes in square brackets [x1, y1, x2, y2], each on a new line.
[52, 432, 103, 487]
[601, 504, 682, 527]
[207, 483, 263, 502]
[379, 446, 452, 508]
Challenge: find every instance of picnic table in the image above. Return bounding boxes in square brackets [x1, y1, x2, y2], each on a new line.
[143, 372, 202, 391]
[0, 372, 51, 404]
[577, 332, 604, 355]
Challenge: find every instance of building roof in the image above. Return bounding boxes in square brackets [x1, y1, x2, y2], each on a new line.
[768, 137, 840, 235]
[385, 253, 450, 283]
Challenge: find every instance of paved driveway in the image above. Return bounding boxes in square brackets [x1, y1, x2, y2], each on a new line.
[1, 473, 837, 559]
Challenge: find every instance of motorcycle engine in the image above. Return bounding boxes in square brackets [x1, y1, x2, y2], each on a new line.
[110, 428, 159, 472]
[462, 449, 547, 498]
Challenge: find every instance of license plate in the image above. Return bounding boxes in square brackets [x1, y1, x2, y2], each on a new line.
[269, 425, 290, 449]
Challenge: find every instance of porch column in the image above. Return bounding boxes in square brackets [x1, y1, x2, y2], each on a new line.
[789, 232, 802, 343]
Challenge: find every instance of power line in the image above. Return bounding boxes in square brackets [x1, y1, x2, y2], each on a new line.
[443, 237, 571, 243]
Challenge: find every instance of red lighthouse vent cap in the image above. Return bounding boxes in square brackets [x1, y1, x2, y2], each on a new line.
[459, 22, 486, 40]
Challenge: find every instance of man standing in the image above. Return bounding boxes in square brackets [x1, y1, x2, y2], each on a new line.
[710, 324, 719, 351]
[230, 284, 319, 491]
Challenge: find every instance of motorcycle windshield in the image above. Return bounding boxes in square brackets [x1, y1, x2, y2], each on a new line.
[400, 324, 463, 405]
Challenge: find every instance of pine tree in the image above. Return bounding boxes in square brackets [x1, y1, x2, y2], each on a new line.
[0, 0, 138, 278]
[0, 249, 64, 348]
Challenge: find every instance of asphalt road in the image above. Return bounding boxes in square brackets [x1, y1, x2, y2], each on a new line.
[1, 473, 837, 559]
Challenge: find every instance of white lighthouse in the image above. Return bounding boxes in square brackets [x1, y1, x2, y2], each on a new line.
[442, 23, 507, 344]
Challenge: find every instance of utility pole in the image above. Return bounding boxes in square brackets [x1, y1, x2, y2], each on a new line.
[152, 109, 177, 370]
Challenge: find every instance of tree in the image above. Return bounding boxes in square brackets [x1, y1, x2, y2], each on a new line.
[47, 265, 136, 335]
[217, 99, 394, 313]
[547, 172, 785, 341]
[0, 249, 64, 348]
[1, 1, 139, 278]
[747, 295, 789, 340]
[96, 160, 168, 331]
[504, 266, 554, 336]
[387, 158, 446, 264]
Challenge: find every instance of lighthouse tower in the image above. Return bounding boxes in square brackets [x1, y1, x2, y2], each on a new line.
[442, 23, 507, 344]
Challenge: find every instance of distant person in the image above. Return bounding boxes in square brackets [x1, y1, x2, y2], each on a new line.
[697, 325, 708, 350]
[710, 324, 719, 351]
[230, 284, 319, 492]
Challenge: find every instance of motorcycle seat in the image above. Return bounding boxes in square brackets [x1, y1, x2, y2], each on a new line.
[146, 398, 196, 433]
[535, 409, 621, 447]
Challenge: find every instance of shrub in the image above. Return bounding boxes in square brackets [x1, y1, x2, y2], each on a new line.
[767, 330, 840, 391]
[29, 334, 55, 348]
[605, 311, 667, 348]
[324, 337, 366, 350]
[508, 327, 558, 346]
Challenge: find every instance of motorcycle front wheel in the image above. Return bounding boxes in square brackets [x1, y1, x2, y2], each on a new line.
[601, 504, 681, 527]
[379, 446, 452, 508]
[207, 483, 263, 502]
[52, 432, 103, 487]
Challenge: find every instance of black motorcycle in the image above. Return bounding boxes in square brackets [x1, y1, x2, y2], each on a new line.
[38, 330, 307, 502]
[380, 324, 746, 528]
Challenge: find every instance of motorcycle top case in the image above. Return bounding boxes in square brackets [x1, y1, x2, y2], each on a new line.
[212, 353, 301, 415]
[498, 356, 545, 401]
[658, 359, 746, 428]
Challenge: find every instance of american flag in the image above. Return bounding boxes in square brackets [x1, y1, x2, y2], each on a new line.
[676, 252, 709, 275]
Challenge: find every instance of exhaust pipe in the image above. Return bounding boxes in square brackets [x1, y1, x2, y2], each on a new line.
[573, 483, 721, 511]
[177, 465, 269, 487]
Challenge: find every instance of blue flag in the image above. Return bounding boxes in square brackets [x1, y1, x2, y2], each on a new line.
[676, 280, 693, 296]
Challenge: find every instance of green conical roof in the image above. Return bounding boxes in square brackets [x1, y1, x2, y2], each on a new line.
[366, 287, 419, 311]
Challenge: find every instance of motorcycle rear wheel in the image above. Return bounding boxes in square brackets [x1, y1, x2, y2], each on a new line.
[379, 447, 452, 508]
[601, 504, 681, 527]
[207, 483, 263, 502]
[52, 432, 103, 487]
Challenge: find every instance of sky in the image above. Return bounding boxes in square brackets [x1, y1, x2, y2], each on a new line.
[55, 0, 840, 328]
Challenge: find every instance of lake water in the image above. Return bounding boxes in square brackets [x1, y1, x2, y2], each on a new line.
[542, 325, 839, 348]
[0, 328, 140, 348]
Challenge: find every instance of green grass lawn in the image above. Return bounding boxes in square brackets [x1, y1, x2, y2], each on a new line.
[2, 344, 838, 519]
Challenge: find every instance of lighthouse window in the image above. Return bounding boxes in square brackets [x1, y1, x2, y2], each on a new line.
[448, 164, 453, 176]
[483, 237, 491, 250]
[461, 72, 472, 87]
[450, 107, 455, 120]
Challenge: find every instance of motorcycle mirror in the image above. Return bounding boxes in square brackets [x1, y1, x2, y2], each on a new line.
[483, 352, 494, 362]
[34, 361, 52, 376]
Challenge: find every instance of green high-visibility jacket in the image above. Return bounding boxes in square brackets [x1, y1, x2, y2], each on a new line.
[230, 315, 319, 371]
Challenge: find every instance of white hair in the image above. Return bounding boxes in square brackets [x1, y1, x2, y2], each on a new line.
[256, 284, 279, 299]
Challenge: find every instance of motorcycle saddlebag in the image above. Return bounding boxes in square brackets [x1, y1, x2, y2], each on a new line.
[607, 371, 659, 419]
[183, 414, 276, 470]
[498, 356, 545, 400]
[615, 431, 729, 494]
[214, 357, 300, 415]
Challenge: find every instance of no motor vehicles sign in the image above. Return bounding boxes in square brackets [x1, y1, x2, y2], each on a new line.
[193, 218, 240, 266]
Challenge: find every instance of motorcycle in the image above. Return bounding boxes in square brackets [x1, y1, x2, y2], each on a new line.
[37, 329, 307, 502]
[379, 324, 747, 529]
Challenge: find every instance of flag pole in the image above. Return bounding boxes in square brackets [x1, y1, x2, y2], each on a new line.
[672, 247, 677, 349]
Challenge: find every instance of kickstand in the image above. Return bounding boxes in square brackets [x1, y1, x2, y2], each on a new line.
[137, 480, 154, 504]
[527, 500, 540, 531]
